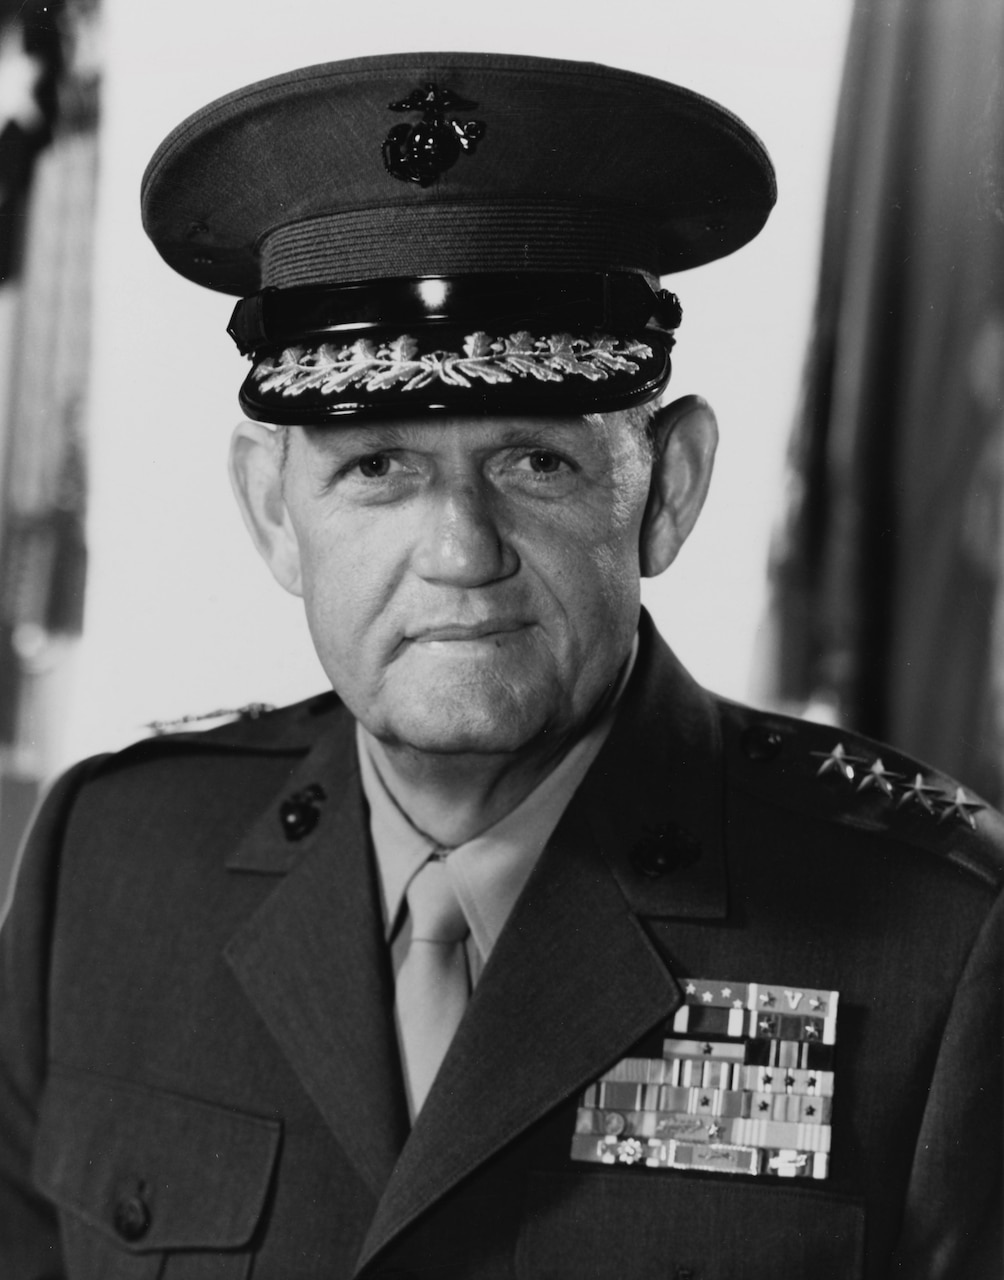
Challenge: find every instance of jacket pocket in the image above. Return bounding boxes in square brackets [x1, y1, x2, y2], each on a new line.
[517, 1170, 865, 1279]
[32, 1065, 281, 1280]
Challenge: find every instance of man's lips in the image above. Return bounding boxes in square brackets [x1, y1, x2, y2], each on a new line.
[409, 620, 529, 643]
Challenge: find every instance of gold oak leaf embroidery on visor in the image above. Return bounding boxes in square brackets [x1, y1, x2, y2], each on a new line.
[252, 332, 654, 396]
[572, 977, 840, 1181]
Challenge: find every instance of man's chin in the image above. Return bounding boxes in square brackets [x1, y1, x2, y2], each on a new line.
[373, 688, 556, 758]
[383, 717, 545, 758]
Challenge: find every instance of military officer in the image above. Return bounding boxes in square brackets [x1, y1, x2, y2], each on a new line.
[0, 51, 1000, 1280]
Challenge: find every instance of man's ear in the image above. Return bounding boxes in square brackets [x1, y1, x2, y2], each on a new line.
[639, 395, 718, 578]
[228, 421, 303, 596]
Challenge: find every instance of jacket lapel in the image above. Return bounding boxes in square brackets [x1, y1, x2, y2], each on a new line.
[223, 714, 409, 1198]
[356, 616, 728, 1272]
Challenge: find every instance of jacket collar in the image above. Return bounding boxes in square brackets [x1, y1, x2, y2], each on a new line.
[223, 611, 726, 909]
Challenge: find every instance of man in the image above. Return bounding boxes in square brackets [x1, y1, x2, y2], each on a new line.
[0, 52, 1000, 1280]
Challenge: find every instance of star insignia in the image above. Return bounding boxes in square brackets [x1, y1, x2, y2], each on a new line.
[701, 990, 714, 1004]
[701, 1043, 713, 1055]
[937, 787, 984, 830]
[784, 1074, 796, 1089]
[762, 1072, 773, 1086]
[708, 1122, 723, 1140]
[805, 1023, 820, 1039]
[732, 999, 744, 1009]
[759, 992, 775, 1007]
[896, 772, 941, 814]
[812, 742, 861, 782]
[720, 987, 732, 998]
[805, 1105, 817, 1117]
[807, 1076, 818, 1090]
[758, 1019, 772, 1033]
[685, 982, 697, 995]
[758, 1100, 769, 1112]
[808, 996, 825, 1012]
[857, 757, 900, 798]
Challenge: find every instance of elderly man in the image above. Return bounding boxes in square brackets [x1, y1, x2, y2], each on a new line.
[0, 52, 1000, 1280]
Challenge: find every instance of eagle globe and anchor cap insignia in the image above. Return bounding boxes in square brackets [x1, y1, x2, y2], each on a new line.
[382, 82, 486, 185]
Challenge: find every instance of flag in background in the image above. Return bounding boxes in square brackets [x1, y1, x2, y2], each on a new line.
[765, 0, 1004, 804]
[0, 0, 101, 900]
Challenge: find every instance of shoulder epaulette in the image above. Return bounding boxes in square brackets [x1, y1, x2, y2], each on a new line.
[719, 700, 1004, 890]
[144, 702, 276, 735]
[92, 690, 343, 775]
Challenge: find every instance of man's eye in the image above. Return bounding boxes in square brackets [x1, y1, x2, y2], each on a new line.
[355, 454, 395, 478]
[519, 450, 566, 474]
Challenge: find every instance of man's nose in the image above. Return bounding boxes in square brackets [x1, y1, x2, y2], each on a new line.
[412, 483, 518, 586]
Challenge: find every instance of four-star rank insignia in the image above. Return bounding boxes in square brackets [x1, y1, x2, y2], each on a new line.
[811, 742, 985, 829]
[382, 83, 485, 186]
[571, 976, 839, 1180]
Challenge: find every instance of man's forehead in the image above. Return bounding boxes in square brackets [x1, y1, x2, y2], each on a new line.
[294, 413, 635, 450]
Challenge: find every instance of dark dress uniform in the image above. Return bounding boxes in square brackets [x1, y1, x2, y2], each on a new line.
[0, 616, 1000, 1278]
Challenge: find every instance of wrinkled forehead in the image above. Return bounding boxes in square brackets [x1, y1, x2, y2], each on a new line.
[286, 408, 651, 458]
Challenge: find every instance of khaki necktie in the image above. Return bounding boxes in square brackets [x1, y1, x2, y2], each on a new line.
[395, 856, 471, 1117]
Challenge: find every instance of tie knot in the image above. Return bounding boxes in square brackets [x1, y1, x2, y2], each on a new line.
[405, 857, 469, 943]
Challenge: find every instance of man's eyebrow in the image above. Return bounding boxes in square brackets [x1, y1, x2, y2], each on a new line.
[305, 424, 410, 454]
[486, 420, 592, 448]
[305, 419, 594, 454]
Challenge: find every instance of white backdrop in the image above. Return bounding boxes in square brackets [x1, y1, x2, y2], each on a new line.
[61, 0, 852, 765]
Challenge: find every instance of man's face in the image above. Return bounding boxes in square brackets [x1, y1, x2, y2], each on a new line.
[275, 414, 655, 756]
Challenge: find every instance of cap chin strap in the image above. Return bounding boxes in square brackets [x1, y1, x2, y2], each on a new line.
[227, 271, 682, 358]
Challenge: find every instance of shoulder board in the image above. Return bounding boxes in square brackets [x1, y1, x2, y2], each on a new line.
[719, 699, 1004, 890]
[94, 690, 343, 772]
[144, 702, 277, 735]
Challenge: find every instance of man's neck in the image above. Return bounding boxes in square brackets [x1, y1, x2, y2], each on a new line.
[364, 730, 576, 848]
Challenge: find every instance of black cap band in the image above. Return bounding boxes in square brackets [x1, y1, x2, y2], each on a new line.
[227, 272, 682, 357]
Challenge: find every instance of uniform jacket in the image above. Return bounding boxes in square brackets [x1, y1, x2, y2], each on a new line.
[0, 617, 1001, 1279]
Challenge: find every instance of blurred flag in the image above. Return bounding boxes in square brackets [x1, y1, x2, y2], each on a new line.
[0, 0, 101, 897]
[765, 0, 1004, 803]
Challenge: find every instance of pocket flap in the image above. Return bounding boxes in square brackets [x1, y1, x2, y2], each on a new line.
[32, 1066, 281, 1252]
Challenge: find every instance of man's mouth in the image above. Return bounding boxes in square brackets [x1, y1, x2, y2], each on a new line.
[410, 620, 528, 643]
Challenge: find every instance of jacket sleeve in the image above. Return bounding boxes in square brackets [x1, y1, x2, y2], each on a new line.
[0, 757, 106, 1279]
[892, 884, 1004, 1279]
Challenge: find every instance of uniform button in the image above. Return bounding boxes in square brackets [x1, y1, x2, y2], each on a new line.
[113, 1191, 151, 1242]
[631, 824, 701, 878]
[741, 724, 784, 761]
